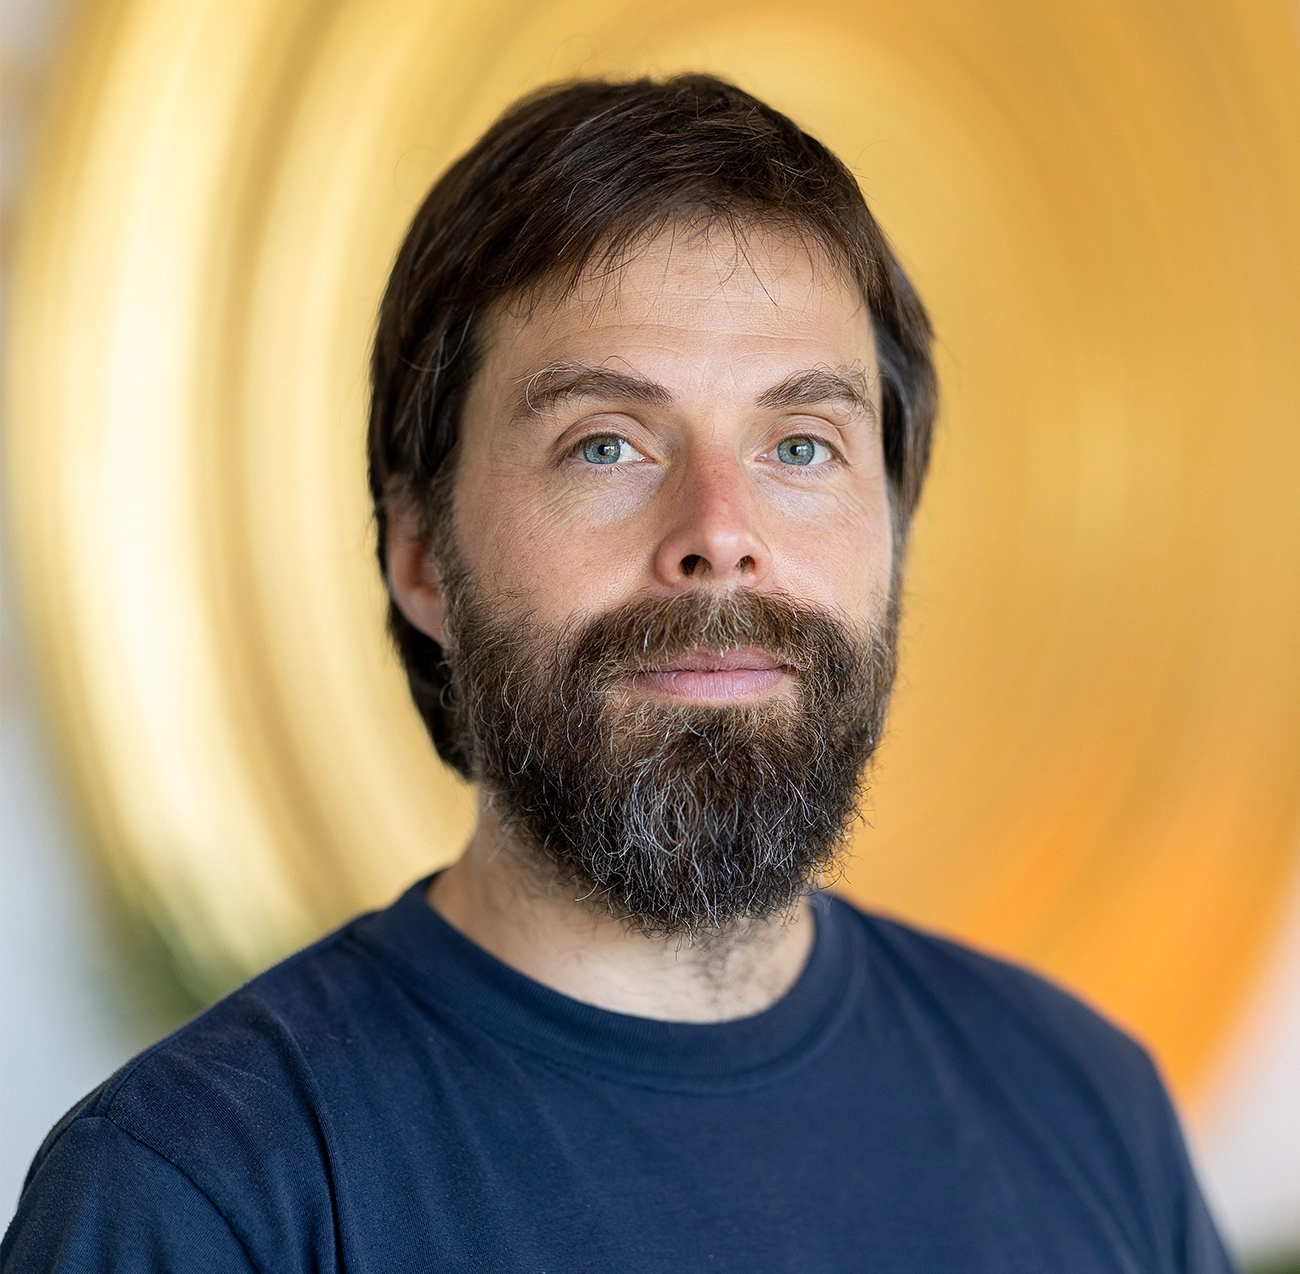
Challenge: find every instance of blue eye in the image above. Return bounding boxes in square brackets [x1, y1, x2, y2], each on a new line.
[776, 436, 819, 466]
[581, 436, 630, 464]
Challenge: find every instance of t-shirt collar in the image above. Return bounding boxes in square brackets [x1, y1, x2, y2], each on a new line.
[353, 876, 861, 1093]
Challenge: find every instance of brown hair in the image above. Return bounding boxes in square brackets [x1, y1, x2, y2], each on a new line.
[368, 74, 936, 776]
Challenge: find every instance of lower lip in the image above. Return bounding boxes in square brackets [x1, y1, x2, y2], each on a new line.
[631, 668, 789, 701]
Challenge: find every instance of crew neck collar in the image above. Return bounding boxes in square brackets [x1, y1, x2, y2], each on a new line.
[354, 877, 862, 1094]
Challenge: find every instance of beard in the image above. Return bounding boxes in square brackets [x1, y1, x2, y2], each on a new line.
[438, 554, 899, 935]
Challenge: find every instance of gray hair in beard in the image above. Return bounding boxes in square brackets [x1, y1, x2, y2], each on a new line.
[438, 555, 899, 935]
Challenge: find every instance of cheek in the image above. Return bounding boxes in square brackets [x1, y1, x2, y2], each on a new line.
[454, 470, 653, 617]
[768, 478, 894, 618]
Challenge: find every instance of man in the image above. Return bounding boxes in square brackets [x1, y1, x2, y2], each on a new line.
[5, 76, 1232, 1272]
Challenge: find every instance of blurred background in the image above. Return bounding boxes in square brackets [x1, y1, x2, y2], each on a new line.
[2, 0, 1298, 1265]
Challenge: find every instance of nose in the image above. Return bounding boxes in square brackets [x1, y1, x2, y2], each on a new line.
[652, 452, 773, 589]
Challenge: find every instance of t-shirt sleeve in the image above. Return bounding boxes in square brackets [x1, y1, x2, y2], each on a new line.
[2, 1115, 259, 1274]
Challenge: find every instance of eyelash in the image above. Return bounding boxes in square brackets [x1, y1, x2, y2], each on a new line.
[769, 435, 841, 468]
[564, 431, 844, 468]
[568, 434, 646, 466]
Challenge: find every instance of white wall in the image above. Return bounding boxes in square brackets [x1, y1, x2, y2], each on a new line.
[1193, 862, 1300, 1262]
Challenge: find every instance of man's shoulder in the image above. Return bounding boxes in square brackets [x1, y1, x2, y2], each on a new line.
[9, 920, 391, 1270]
[33, 912, 389, 1184]
[825, 898, 1231, 1271]
[827, 895, 1171, 1119]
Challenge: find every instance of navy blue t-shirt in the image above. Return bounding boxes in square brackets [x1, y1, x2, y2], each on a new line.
[4, 880, 1233, 1272]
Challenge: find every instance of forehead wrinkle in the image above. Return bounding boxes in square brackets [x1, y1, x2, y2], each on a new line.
[755, 366, 877, 422]
[512, 358, 675, 425]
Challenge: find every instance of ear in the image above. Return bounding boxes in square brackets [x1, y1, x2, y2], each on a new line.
[386, 499, 448, 646]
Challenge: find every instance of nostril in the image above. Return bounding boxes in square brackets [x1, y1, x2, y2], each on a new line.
[736, 555, 756, 574]
[680, 554, 703, 577]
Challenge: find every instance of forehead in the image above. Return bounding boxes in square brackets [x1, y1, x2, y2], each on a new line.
[476, 222, 877, 389]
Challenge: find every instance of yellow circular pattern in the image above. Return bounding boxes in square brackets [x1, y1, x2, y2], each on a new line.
[8, 0, 1300, 1097]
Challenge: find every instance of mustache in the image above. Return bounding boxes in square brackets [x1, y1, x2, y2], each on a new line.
[555, 589, 864, 685]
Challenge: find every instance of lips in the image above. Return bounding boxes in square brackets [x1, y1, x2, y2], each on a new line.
[631, 647, 792, 701]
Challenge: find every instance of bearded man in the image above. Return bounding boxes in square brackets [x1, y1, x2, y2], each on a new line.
[4, 76, 1233, 1273]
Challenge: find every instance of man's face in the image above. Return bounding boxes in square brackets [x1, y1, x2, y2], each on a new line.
[448, 223, 894, 654]
[392, 222, 899, 931]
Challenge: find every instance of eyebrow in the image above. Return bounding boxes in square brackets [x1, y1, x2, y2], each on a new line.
[513, 361, 673, 424]
[512, 359, 875, 424]
[755, 367, 876, 420]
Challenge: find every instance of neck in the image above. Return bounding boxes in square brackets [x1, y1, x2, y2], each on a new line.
[426, 798, 816, 1023]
